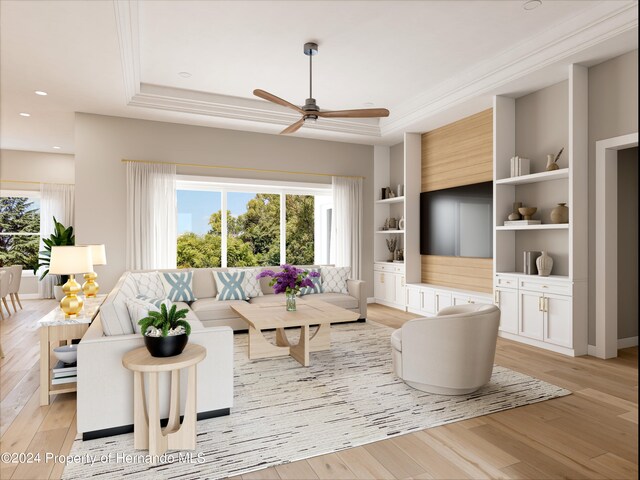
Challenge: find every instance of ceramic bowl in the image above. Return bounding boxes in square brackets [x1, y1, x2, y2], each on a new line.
[53, 344, 78, 364]
[518, 207, 537, 220]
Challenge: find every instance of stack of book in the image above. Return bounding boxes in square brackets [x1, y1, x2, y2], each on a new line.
[504, 220, 541, 226]
[52, 360, 77, 385]
[510, 156, 531, 177]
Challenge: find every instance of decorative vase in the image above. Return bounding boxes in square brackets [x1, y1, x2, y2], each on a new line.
[536, 251, 553, 277]
[286, 292, 297, 312]
[144, 334, 188, 358]
[545, 154, 559, 171]
[508, 202, 522, 221]
[518, 207, 537, 221]
[398, 216, 405, 230]
[53, 285, 65, 301]
[550, 203, 569, 224]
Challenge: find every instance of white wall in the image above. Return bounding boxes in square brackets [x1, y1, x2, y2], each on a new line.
[74, 113, 375, 296]
[0, 149, 75, 295]
[588, 50, 638, 344]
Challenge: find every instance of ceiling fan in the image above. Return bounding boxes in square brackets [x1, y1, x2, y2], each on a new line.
[254, 42, 390, 134]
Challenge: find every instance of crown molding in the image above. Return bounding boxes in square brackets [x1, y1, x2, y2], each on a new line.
[114, 0, 637, 141]
[380, 1, 638, 136]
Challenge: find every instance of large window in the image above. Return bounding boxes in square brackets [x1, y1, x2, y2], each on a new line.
[176, 178, 331, 268]
[0, 192, 40, 270]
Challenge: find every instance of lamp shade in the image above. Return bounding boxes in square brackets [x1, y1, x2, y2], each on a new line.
[85, 244, 107, 266]
[49, 246, 93, 275]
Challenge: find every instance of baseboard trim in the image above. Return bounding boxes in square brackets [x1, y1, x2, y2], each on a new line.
[20, 293, 40, 300]
[587, 344, 597, 356]
[367, 297, 375, 304]
[81, 408, 230, 441]
[618, 336, 638, 349]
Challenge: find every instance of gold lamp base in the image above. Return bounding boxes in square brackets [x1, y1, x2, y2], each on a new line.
[82, 272, 99, 297]
[60, 274, 84, 318]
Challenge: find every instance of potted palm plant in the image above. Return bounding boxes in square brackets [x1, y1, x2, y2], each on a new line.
[138, 303, 192, 357]
[34, 217, 75, 300]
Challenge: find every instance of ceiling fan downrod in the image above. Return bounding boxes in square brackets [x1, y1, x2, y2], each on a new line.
[303, 42, 319, 121]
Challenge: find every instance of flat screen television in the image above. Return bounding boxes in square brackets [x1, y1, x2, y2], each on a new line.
[420, 182, 493, 258]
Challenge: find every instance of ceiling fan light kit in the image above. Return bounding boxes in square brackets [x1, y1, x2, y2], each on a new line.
[254, 42, 389, 134]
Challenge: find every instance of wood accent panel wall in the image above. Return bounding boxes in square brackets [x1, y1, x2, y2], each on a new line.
[421, 256, 493, 293]
[421, 109, 494, 293]
[421, 108, 493, 192]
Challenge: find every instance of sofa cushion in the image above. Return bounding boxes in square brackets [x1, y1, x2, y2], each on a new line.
[321, 266, 350, 294]
[236, 267, 263, 298]
[133, 272, 166, 298]
[100, 274, 138, 335]
[161, 271, 196, 302]
[310, 292, 358, 310]
[136, 294, 170, 309]
[391, 328, 402, 352]
[300, 268, 323, 295]
[190, 298, 247, 321]
[192, 268, 219, 299]
[214, 271, 247, 301]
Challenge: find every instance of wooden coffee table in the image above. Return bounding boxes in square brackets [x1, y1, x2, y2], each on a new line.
[231, 299, 359, 366]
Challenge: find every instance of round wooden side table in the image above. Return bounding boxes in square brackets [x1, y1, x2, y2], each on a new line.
[122, 343, 206, 457]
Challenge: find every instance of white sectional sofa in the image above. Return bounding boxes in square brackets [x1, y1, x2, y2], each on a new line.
[77, 266, 366, 439]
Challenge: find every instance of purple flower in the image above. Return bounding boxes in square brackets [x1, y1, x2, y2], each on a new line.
[255, 264, 318, 295]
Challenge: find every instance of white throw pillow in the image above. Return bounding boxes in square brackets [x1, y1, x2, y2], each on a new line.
[321, 266, 350, 294]
[126, 297, 172, 334]
[237, 267, 263, 298]
[133, 272, 167, 298]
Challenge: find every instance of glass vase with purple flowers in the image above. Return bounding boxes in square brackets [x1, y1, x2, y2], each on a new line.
[257, 265, 321, 312]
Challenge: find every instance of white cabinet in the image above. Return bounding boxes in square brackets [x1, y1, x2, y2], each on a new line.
[494, 288, 518, 334]
[496, 273, 576, 354]
[373, 263, 405, 308]
[405, 283, 490, 316]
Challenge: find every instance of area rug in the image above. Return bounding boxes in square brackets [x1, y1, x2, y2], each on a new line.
[62, 321, 570, 479]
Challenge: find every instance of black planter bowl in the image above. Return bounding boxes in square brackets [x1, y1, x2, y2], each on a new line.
[144, 334, 188, 358]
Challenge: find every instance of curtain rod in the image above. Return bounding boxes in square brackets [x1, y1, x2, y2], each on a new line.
[0, 179, 75, 186]
[121, 159, 365, 180]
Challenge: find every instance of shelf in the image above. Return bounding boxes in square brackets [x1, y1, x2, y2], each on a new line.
[496, 224, 569, 231]
[376, 196, 405, 204]
[496, 168, 569, 185]
[496, 272, 570, 282]
[376, 230, 405, 234]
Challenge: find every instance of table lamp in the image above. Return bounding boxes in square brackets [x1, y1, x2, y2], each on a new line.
[49, 246, 93, 318]
[81, 244, 107, 297]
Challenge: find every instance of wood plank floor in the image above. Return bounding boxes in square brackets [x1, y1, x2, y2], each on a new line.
[1, 301, 637, 479]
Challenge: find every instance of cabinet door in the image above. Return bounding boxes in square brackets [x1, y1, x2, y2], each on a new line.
[385, 272, 397, 304]
[519, 291, 544, 340]
[406, 286, 422, 313]
[374, 271, 385, 300]
[544, 294, 572, 347]
[395, 275, 406, 308]
[452, 293, 467, 306]
[436, 292, 452, 312]
[422, 289, 437, 315]
[495, 288, 518, 334]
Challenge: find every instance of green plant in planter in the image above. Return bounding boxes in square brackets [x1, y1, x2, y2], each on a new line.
[138, 303, 191, 337]
[34, 216, 75, 283]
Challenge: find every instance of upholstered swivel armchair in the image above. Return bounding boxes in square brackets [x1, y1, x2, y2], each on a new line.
[391, 304, 500, 395]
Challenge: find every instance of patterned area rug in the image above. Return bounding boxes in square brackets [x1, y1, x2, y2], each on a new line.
[62, 321, 570, 480]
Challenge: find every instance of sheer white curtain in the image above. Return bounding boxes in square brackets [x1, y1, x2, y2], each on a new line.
[332, 176, 363, 280]
[126, 162, 177, 270]
[39, 184, 75, 298]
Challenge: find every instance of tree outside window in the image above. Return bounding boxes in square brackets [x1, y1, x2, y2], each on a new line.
[0, 196, 41, 269]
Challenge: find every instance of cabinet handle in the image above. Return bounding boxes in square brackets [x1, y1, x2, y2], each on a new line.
[436, 294, 440, 312]
[420, 291, 424, 309]
[494, 290, 500, 305]
[401, 277, 405, 287]
[381, 273, 384, 284]
[544, 297, 549, 313]
[538, 296, 543, 312]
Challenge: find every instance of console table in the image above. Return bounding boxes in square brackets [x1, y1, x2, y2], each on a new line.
[38, 295, 106, 406]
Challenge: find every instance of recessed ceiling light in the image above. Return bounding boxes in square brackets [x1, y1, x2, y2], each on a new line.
[178, 71, 192, 78]
[35, 90, 48, 96]
[363, 102, 375, 107]
[53, 146, 61, 150]
[19, 112, 31, 117]
[523, 0, 542, 10]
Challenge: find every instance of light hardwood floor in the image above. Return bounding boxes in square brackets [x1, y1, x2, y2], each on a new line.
[1, 301, 637, 479]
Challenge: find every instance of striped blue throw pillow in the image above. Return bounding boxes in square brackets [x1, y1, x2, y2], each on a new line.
[300, 269, 323, 296]
[214, 271, 247, 301]
[161, 272, 196, 302]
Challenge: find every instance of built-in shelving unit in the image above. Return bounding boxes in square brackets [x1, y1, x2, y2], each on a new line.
[492, 64, 588, 357]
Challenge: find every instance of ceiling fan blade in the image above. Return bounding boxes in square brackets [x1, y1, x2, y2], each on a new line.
[280, 118, 305, 135]
[254, 89, 304, 114]
[318, 108, 390, 118]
